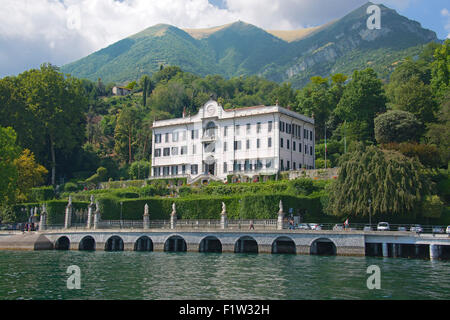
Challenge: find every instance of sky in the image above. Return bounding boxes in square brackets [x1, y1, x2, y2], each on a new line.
[0, 0, 448, 78]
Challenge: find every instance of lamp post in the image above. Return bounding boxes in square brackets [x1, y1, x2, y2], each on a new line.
[120, 201, 123, 229]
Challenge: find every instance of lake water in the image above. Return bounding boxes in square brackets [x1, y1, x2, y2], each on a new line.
[0, 251, 449, 300]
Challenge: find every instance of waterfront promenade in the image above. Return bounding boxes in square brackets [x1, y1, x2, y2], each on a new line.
[1, 226, 449, 260]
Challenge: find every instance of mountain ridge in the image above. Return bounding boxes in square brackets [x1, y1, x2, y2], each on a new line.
[61, 2, 438, 88]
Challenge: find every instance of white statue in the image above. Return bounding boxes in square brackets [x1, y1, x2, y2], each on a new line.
[144, 203, 149, 216]
[171, 203, 176, 216]
[279, 200, 284, 214]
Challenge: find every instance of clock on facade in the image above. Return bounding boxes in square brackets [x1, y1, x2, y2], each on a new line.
[206, 104, 216, 116]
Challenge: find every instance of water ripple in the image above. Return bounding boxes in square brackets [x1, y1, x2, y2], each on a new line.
[0, 251, 448, 300]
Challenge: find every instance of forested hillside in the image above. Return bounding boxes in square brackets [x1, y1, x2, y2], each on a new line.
[0, 40, 448, 224]
[61, 2, 438, 88]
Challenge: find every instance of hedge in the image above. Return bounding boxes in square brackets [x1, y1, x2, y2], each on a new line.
[11, 201, 89, 224]
[10, 203, 40, 223]
[29, 186, 54, 202]
[45, 200, 89, 225]
[96, 193, 329, 221]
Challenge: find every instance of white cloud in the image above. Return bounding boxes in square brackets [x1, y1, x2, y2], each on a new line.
[0, 0, 422, 77]
[442, 8, 450, 38]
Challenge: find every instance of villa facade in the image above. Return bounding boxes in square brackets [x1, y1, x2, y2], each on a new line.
[150, 100, 315, 182]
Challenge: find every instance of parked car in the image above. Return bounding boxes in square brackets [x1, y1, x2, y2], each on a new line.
[432, 226, 445, 234]
[333, 224, 344, 231]
[446, 226, 450, 234]
[410, 224, 423, 233]
[308, 223, 322, 230]
[377, 222, 390, 231]
[363, 225, 373, 231]
[297, 223, 310, 230]
[397, 226, 407, 231]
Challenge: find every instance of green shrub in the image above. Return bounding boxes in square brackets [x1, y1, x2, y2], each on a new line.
[96, 193, 326, 221]
[129, 161, 151, 180]
[29, 186, 55, 202]
[315, 158, 332, 169]
[288, 178, 315, 195]
[85, 166, 108, 185]
[45, 200, 89, 225]
[9, 203, 40, 223]
[64, 182, 78, 192]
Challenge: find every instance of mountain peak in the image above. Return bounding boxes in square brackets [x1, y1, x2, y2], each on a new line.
[130, 23, 179, 39]
[61, 2, 439, 87]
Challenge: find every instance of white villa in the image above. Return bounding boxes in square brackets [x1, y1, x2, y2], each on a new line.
[150, 100, 315, 182]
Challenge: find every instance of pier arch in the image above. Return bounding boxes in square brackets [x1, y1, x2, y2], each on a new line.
[134, 236, 153, 252]
[55, 236, 70, 250]
[272, 236, 296, 254]
[235, 236, 258, 254]
[79, 236, 96, 251]
[105, 235, 124, 251]
[164, 235, 187, 252]
[199, 236, 222, 253]
[310, 238, 336, 256]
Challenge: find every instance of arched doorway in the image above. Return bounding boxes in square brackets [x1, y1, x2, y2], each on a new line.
[235, 236, 258, 254]
[79, 236, 96, 251]
[164, 235, 187, 252]
[105, 236, 124, 251]
[55, 236, 70, 250]
[134, 236, 153, 252]
[204, 121, 217, 137]
[310, 238, 336, 256]
[199, 236, 222, 253]
[272, 236, 296, 254]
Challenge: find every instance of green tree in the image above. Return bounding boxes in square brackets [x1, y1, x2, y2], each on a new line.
[129, 161, 151, 180]
[425, 93, 450, 166]
[431, 39, 449, 101]
[19, 63, 88, 185]
[13, 149, 48, 202]
[125, 81, 137, 90]
[327, 146, 430, 218]
[382, 142, 441, 168]
[0, 127, 20, 206]
[374, 110, 421, 144]
[269, 82, 296, 108]
[114, 105, 141, 164]
[335, 69, 387, 142]
[296, 76, 333, 140]
[387, 75, 437, 125]
[140, 75, 150, 107]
